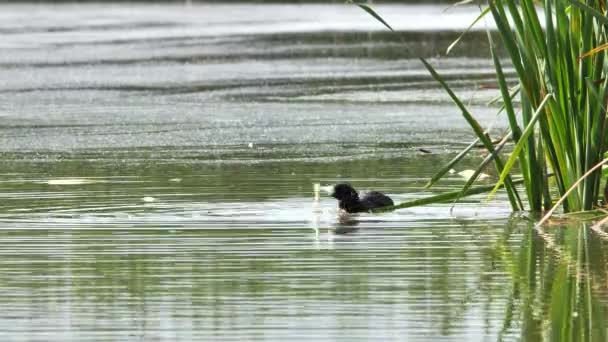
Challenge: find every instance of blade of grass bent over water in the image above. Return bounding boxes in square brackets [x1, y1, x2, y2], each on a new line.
[347, 1, 394, 31]
[424, 137, 480, 189]
[420, 57, 522, 210]
[446, 6, 491, 55]
[488, 94, 553, 200]
[537, 158, 608, 227]
[453, 131, 513, 207]
[372, 178, 526, 213]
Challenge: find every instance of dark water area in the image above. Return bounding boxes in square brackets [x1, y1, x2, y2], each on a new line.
[0, 3, 607, 341]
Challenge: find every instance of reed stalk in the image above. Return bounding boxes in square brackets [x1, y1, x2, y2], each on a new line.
[356, 0, 608, 214]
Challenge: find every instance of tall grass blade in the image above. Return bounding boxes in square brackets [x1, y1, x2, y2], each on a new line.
[488, 94, 553, 200]
[420, 57, 522, 210]
[487, 84, 520, 107]
[568, 0, 608, 27]
[354, 0, 608, 216]
[373, 178, 526, 212]
[537, 158, 608, 226]
[446, 6, 490, 55]
[442, 0, 475, 12]
[453, 132, 512, 206]
[424, 137, 479, 189]
[490, 43, 522, 141]
[348, 1, 394, 31]
[578, 42, 608, 61]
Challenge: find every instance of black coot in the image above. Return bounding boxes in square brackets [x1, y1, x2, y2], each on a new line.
[330, 183, 394, 213]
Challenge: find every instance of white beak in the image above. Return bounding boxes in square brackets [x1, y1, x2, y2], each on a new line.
[321, 185, 334, 195]
[313, 183, 335, 201]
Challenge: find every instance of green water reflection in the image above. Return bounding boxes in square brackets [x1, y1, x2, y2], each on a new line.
[495, 222, 608, 341]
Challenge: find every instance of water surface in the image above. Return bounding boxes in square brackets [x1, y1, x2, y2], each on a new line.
[1, 3, 607, 342]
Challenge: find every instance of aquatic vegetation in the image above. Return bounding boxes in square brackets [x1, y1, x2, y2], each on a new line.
[357, 1, 608, 215]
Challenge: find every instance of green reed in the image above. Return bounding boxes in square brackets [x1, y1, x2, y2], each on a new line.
[483, 0, 608, 213]
[357, 0, 608, 214]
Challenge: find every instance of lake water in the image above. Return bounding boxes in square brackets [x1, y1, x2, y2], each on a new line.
[0, 3, 607, 342]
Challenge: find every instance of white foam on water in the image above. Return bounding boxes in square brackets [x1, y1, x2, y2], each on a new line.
[46, 178, 98, 185]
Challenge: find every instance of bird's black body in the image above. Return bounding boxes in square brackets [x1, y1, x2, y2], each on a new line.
[330, 183, 394, 213]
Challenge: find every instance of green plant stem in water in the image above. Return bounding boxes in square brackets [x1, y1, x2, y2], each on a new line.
[372, 178, 525, 213]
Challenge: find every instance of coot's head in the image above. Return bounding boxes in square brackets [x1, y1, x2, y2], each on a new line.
[330, 183, 359, 201]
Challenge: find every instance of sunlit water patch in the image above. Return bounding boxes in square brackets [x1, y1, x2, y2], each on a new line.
[0, 167, 513, 229]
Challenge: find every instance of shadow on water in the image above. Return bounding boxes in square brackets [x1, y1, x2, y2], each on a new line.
[0, 31, 505, 69]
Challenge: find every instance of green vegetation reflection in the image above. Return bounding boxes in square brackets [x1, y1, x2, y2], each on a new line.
[495, 222, 608, 341]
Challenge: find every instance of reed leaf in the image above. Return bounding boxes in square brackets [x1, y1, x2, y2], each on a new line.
[354, 0, 608, 216]
[420, 57, 522, 210]
[446, 6, 490, 55]
[578, 42, 608, 61]
[453, 132, 512, 206]
[373, 178, 526, 212]
[348, 1, 393, 31]
[568, 0, 608, 27]
[538, 158, 608, 227]
[424, 137, 479, 189]
[488, 94, 553, 200]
